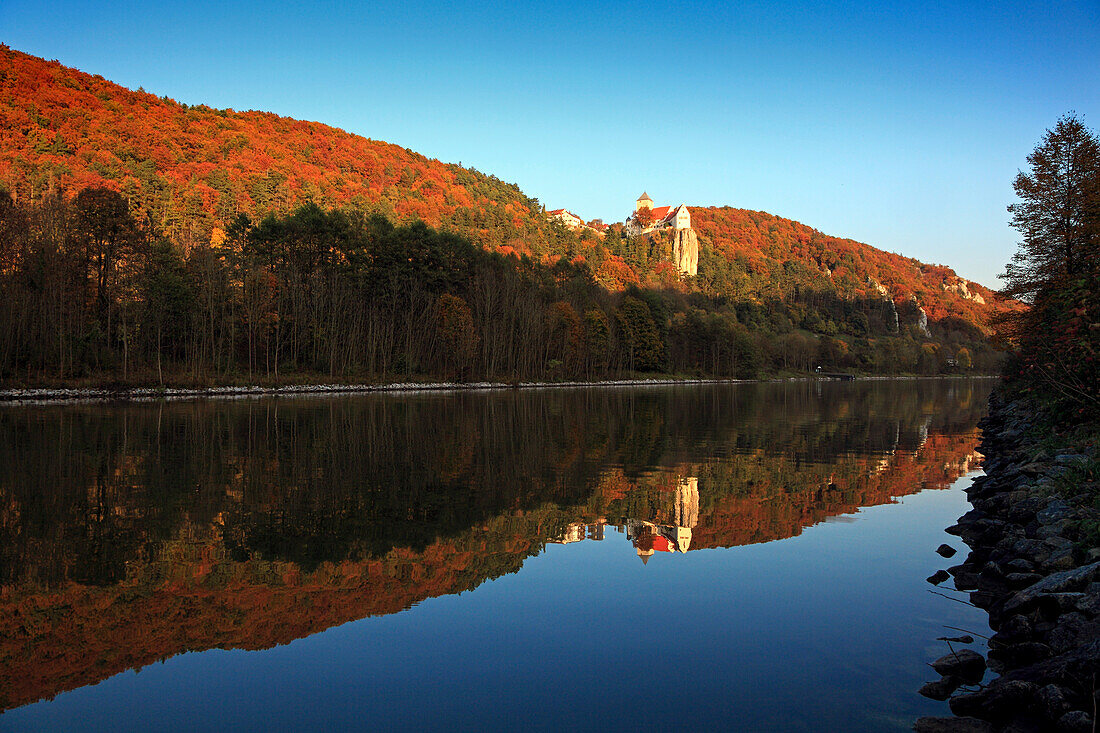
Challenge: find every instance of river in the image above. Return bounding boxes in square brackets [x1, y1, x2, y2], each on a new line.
[0, 379, 994, 731]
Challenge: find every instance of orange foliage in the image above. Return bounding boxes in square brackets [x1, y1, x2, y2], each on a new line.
[0, 46, 546, 247]
[690, 206, 1019, 332]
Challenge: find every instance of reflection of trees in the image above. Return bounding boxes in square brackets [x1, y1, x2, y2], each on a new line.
[0, 380, 990, 710]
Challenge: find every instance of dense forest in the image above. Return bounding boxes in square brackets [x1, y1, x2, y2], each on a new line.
[0, 189, 1004, 384]
[0, 46, 1014, 386]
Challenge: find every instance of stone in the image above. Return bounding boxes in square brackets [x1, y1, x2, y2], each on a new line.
[1005, 572, 1044, 589]
[950, 679, 1039, 719]
[931, 649, 986, 681]
[1036, 522, 1073, 540]
[999, 614, 1033, 640]
[1043, 547, 1078, 572]
[1020, 462, 1048, 477]
[1006, 558, 1036, 573]
[919, 675, 963, 701]
[1003, 562, 1100, 615]
[1075, 589, 1100, 616]
[1037, 500, 1074, 525]
[1048, 612, 1100, 654]
[927, 569, 952, 585]
[949, 565, 981, 591]
[937, 635, 976, 644]
[1057, 710, 1093, 733]
[979, 562, 1006, 581]
[912, 716, 994, 733]
[937, 544, 958, 558]
[1011, 538, 1052, 564]
[1041, 592, 1086, 614]
[987, 641, 1051, 667]
[1036, 684, 1071, 720]
[1054, 454, 1089, 465]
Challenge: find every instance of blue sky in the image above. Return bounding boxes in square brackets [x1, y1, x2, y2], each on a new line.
[3, 1, 1098, 286]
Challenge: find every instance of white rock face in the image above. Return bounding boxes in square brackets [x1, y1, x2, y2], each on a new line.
[868, 277, 900, 331]
[943, 279, 987, 304]
[917, 306, 931, 337]
[671, 228, 698, 277]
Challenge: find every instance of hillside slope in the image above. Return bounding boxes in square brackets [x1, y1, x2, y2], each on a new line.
[690, 206, 999, 327]
[0, 45, 557, 253]
[0, 45, 1014, 382]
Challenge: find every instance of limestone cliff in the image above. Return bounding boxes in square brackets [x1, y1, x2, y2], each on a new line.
[635, 226, 699, 278]
[671, 227, 699, 277]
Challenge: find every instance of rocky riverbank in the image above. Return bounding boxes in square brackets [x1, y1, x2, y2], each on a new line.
[916, 391, 1100, 733]
[0, 375, 993, 405]
[0, 377, 761, 404]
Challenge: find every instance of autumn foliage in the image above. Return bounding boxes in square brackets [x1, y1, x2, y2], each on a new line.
[0, 45, 555, 256]
[0, 46, 1020, 383]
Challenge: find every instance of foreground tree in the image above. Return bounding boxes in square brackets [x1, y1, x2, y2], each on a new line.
[1003, 114, 1100, 302]
[1001, 114, 1100, 412]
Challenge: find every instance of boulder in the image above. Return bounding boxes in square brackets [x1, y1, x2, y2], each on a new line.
[949, 565, 981, 591]
[1002, 562, 1100, 615]
[1043, 547, 1078, 572]
[931, 649, 986, 681]
[1057, 711, 1093, 732]
[1005, 558, 1036, 573]
[949, 680, 1039, 719]
[938, 544, 958, 558]
[919, 675, 963, 701]
[1036, 684, 1071, 720]
[1074, 588, 1100, 616]
[1037, 500, 1074, 525]
[987, 641, 1051, 667]
[1005, 572, 1043, 589]
[998, 614, 1033, 641]
[1048, 612, 1100, 654]
[927, 569, 952, 585]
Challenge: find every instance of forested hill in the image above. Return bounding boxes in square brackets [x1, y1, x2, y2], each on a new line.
[0, 46, 1015, 384]
[689, 207, 998, 324]
[2, 44, 999, 314]
[0, 45, 558, 253]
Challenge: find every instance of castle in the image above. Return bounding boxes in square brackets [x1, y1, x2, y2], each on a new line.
[626, 192, 699, 277]
[546, 209, 608, 235]
[544, 192, 698, 277]
[624, 192, 691, 234]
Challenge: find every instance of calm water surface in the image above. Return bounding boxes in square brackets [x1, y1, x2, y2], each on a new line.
[0, 380, 994, 731]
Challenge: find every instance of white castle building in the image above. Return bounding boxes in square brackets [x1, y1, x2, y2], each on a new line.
[624, 192, 692, 235]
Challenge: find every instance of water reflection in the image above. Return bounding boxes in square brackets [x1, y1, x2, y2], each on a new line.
[0, 379, 990, 713]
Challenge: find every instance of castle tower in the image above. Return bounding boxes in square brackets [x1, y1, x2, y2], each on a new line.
[635, 191, 653, 212]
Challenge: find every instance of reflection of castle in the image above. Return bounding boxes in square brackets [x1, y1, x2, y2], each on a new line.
[626, 477, 699, 564]
[546, 522, 604, 544]
[547, 477, 700, 564]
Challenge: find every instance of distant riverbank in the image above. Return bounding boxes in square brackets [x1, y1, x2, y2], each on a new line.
[0, 374, 998, 404]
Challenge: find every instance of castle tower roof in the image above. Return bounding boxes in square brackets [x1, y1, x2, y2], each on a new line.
[636, 192, 653, 203]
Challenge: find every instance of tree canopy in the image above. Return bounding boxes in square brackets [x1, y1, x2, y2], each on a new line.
[1004, 114, 1100, 302]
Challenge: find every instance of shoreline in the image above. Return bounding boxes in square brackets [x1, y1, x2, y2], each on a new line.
[915, 390, 1099, 733]
[0, 374, 999, 405]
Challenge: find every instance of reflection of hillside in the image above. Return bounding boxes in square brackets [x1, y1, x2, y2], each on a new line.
[0, 381, 989, 711]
